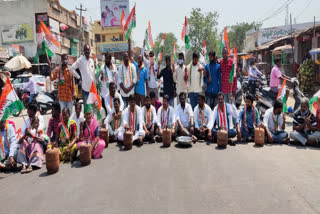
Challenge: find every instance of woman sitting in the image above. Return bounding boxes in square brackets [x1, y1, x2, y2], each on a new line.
[78, 106, 105, 159]
[55, 108, 78, 163]
[17, 117, 48, 173]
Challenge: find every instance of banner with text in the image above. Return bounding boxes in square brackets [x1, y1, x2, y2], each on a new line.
[100, 0, 129, 27]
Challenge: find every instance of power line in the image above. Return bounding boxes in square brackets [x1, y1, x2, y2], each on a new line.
[257, 0, 294, 24]
[295, 0, 312, 19]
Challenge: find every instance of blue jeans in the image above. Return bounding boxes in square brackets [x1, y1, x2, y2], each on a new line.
[212, 128, 237, 139]
[189, 92, 199, 110]
[241, 127, 255, 138]
[169, 97, 174, 107]
[29, 93, 36, 104]
[122, 96, 129, 109]
[249, 80, 256, 96]
[269, 130, 288, 143]
[82, 90, 89, 108]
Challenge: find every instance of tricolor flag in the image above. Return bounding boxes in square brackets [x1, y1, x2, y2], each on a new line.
[157, 33, 167, 62]
[34, 20, 60, 62]
[172, 41, 177, 64]
[86, 82, 102, 120]
[309, 90, 320, 110]
[0, 78, 24, 122]
[123, 4, 136, 40]
[121, 10, 126, 35]
[220, 27, 230, 56]
[181, 16, 190, 50]
[145, 21, 154, 51]
[229, 46, 237, 84]
[202, 40, 209, 64]
[277, 79, 288, 113]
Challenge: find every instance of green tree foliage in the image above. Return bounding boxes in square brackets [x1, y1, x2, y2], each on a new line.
[153, 32, 179, 61]
[227, 22, 259, 52]
[186, 8, 219, 63]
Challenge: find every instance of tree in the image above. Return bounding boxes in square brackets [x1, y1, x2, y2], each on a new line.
[227, 22, 260, 52]
[186, 8, 219, 63]
[153, 32, 179, 61]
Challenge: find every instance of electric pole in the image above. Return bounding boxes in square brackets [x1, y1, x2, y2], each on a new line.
[76, 3, 87, 57]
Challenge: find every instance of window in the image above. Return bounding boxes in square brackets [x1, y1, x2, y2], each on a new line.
[119, 34, 123, 41]
[102, 35, 106, 42]
[95, 34, 100, 42]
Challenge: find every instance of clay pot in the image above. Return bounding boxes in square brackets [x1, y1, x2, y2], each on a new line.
[254, 128, 265, 147]
[80, 143, 92, 166]
[99, 128, 109, 148]
[124, 131, 133, 150]
[162, 128, 172, 147]
[217, 130, 228, 148]
[46, 148, 60, 174]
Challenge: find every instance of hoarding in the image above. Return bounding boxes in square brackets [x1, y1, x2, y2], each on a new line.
[99, 42, 128, 52]
[100, 0, 129, 27]
[1, 24, 33, 44]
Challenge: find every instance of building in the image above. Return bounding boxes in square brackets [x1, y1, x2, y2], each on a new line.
[0, 0, 94, 65]
[94, 20, 128, 62]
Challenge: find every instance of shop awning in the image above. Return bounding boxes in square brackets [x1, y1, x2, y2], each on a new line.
[272, 44, 293, 55]
[70, 38, 79, 43]
[309, 48, 320, 55]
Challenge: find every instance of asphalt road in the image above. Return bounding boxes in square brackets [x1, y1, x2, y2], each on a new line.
[1, 105, 320, 214]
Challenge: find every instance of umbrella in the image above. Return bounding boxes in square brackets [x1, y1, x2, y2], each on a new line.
[309, 48, 320, 56]
[4, 55, 32, 71]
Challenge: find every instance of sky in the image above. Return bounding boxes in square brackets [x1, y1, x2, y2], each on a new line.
[61, 0, 319, 47]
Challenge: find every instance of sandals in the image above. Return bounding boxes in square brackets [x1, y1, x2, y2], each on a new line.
[21, 165, 32, 174]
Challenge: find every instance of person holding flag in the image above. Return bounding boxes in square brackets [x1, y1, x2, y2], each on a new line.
[118, 52, 137, 108]
[211, 93, 239, 145]
[50, 54, 75, 115]
[123, 95, 145, 146]
[203, 51, 221, 109]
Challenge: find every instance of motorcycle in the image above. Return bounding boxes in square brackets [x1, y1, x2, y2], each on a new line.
[36, 90, 57, 115]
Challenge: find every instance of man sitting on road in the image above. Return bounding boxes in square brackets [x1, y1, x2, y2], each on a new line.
[21, 104, 44, 136]
[70, 102, 85, 138]
[105, 97, 124, 143]
[141, 96, 157, 143]
[290, 98, 320, 146]
[123, 94, 145, 146]
[263, 99, 290, 144]
[46, 103, 62, 143]
[0, 120, 18, 170]
[157, 95, 176, 141]
[176, 92, 195, 137]
[237, 94, 261, 142]
[211, 92, 239, 145]
[105, 82, 124, 116]
[193, 93, 213, 141]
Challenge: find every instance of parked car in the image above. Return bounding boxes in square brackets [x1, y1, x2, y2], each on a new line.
[12, 74, 46, 92]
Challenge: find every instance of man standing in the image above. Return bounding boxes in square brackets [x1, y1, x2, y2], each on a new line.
[24, 73, 37, 104]
[134, 55, 148, 107]
[263, 99, 289, 144]
[118, 53, 137, 108]
[248, 61, 263, 96]
[50, 54, 75, 114]
[204, 51, 221, 109]
[100, 52, 117, 109]
[105, 82, 124, 116]
[157, 95, 176, 139]
[176, 92, 194, 137]
[193, 93, 212, 141]
[72, 44, 95, 108]
[220, 48, 237, 103]
[237, 94, 261, 142]
[173, 53, 188, 105]
[141, 96, 157, 143]
[187, 53, 205, 110]
[0, 120, 18, 170]
[211, 93, 239, 144]
[158, 56, 176, 107]
[290, 98, 320, 146]
[123, 95, 145, 146]
[142, 40, 159, 100]
[270, 58, 291, 99]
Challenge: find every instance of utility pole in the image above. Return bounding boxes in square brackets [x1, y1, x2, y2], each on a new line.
[76, 3, 87, 57]
[285, 4, 289, 25]
[290, 14, 294, 71]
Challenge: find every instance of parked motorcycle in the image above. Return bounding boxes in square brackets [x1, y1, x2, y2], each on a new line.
[36, 90, 57, 115]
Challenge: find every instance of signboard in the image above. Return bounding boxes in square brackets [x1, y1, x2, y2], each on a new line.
[49, 18, 60, 34]
[0, 47, 9, 58]
[99, 42, 128, 52]
[100, 0, 129, 27]
[1, 24, 33, 44]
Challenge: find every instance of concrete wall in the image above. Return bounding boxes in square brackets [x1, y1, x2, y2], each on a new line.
[0, 0, 48, 58]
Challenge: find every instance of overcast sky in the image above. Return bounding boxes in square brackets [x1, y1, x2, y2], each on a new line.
[61, 0, 319, 47]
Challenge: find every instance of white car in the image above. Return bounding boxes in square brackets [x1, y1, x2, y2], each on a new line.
[12, 74, 46, 92]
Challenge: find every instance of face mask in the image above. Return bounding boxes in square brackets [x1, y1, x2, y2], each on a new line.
[252, 65, 256, 69]
[178, 59, 184, 65]
[150, 57, 155, 65]
[146, 104, 151, 109]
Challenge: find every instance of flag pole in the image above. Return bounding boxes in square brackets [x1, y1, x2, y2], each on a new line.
[8, 78, 27, 126]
